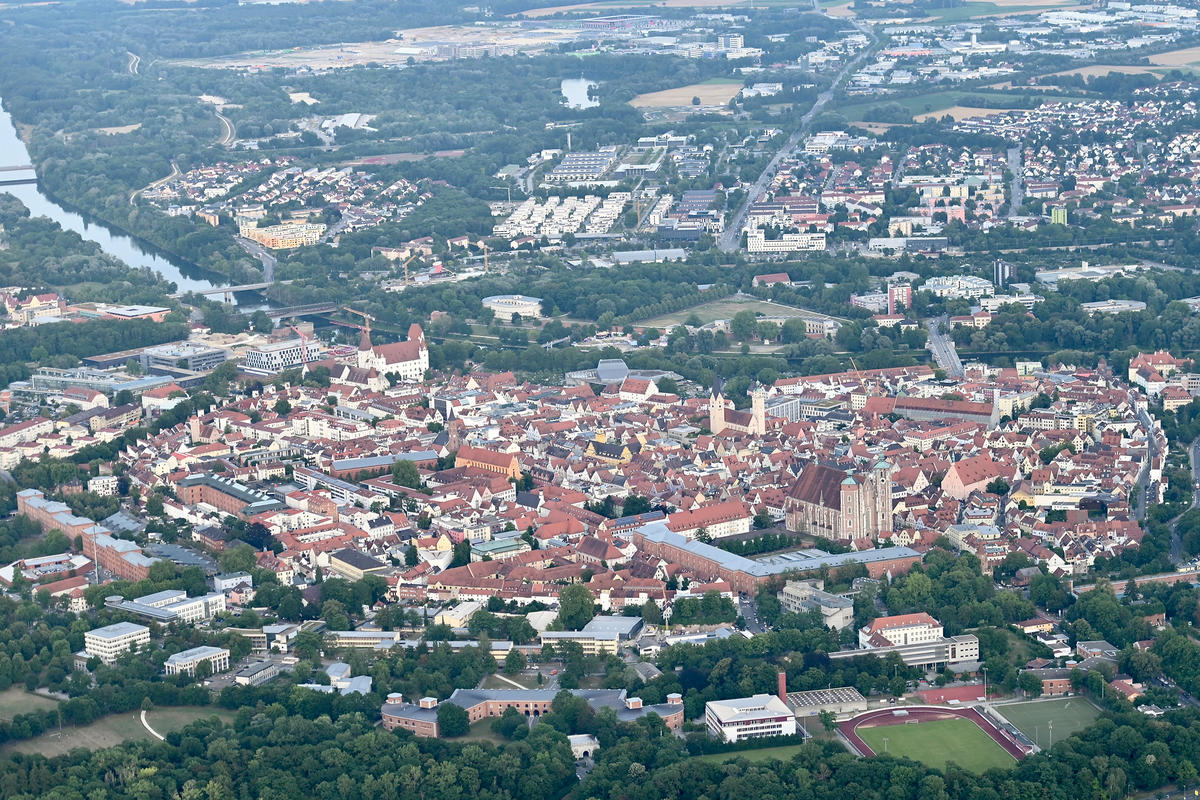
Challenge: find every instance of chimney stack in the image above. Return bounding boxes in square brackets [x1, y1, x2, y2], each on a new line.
[778, 671, 787, 704]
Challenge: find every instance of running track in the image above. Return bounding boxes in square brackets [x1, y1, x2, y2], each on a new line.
[839, 706, 1028, 761]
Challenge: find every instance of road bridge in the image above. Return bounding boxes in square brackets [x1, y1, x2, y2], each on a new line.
[170, 280, 294, 303]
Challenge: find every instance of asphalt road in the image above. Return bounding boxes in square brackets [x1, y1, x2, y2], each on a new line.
[236, 236, 277, 282]
[717, 18, 878, 252]
[925, 315, 964, 378]
[1006, 145, 1023, 219]
[1168, 434, 1200, 563]
[215, 108, 236, 147]
[739, 595, 764, 634]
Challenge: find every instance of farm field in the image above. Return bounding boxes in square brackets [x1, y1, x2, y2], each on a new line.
[925, 0, 1075, 20]
[856, 717, 1016, 772]
[0, 689, 60, 720]
[1150, 46, 1200, 67]
[1046, 64, 1165, 78]
[638, 296, 809, 328]
[2, 707, 234, 758]
[518, 0, 799, 16]
[914, 105, 1017, 122]
[997, 698, 1101, 750]
[839, 88, 1092, 122]
[631, 78, 744, 108]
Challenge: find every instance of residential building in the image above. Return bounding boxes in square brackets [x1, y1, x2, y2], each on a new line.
[778, 580, 854, 630]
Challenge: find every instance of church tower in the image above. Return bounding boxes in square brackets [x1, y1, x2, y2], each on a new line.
[708, 375, 726, 435]
[356, 324, 374, 370]
[870, 459, 893, 537]
[750, 383, 767, 435]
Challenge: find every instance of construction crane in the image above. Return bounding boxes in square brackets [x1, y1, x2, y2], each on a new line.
[481, 241, 489, 273]
[849, 356, 864, 384]
[345, 307, 375, 334]
[288, 325, 310, 375]
[402, 253, 417, 286]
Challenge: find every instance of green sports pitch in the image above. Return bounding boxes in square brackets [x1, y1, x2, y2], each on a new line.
[856, 717, 1016, 773]
[996, 698, 1101, 750]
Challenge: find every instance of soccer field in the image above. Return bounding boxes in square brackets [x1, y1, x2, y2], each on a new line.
[856, 718, 1016, 772]
[997, 698, 1101, 749]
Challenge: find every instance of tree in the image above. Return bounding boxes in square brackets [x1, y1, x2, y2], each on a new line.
[250, 310, 273, 333]
[436, 701, 469, 737]
[641, 599, 664, 626]
[730, 310, 758, 342]
[145, 493, 164, 517]
[491, 705, 527, 739]
[219, 543, 257, 573]
[817, 709, 837, 732]
[274, 397, 292, 416]
[392, 459, 422, 489]
[404, 544, 419, 566]
[1018, 671, 1043, 697]
[557, 584, 595, 631]
[449, 539, 471, 568]
[504, 648, 526, 675]
[986, 477, 1010, 495]
[691, 95, 701, 105]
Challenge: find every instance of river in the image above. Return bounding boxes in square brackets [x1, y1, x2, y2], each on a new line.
[0, 101, 235, 296]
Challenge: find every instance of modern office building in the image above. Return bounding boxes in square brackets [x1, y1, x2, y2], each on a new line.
[140, 342, 230, 373]
[164, 645, 230, 676]
[84, 621, 150, 663]
[705, 694, 797, 742]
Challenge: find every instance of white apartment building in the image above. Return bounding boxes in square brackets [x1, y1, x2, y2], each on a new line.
[84, 621, 150, 663]
[87, 476, 120, 496]
[705, 694, 797, 742]
[243, 339, 323, 374]
[746, 228, 826, 253]
[164, 645, 230, 677]
[859, 613, 943, 648]
[922, 275, 994, 299]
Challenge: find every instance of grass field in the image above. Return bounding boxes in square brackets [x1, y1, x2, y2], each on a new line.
[480, 673, 540, 690]
[632, 78, 743, 109]
[2, 707, 234, 758]
[638, 296, 808, 328]
[997, 698, 1101, 749]
[0, 689, 60, 720]
[857, 717, 1016, 772]
[694, 744, 807, 764]
[455, 718, 509, 744]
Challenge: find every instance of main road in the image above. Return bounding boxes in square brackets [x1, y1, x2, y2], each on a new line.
[718, 17, 878, 251]
[1006, 145, 1024, 219]
[236, 236, 277, 283]
[926, 315, 965, 378]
